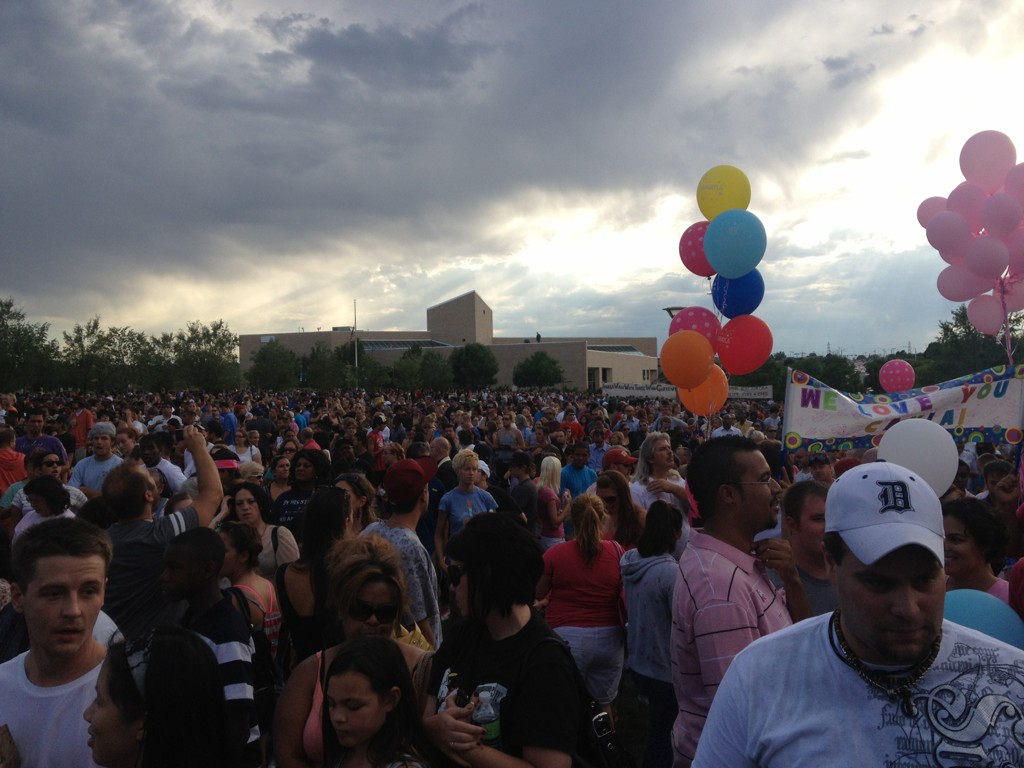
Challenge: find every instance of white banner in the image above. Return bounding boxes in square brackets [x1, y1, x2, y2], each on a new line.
[782, 366, 1024, 450]
[602, 383, 677, 398]
[729, 385, 773, 399]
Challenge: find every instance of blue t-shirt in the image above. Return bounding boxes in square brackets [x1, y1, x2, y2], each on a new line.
[439, 487, 497, 539]
[69, 455, 123, 492]
[560, 464, 597, 498]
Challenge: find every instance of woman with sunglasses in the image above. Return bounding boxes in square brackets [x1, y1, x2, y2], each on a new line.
[274, 535, 431, 768]
[425, 513, 578, 768]
[595, 471, 646, 550]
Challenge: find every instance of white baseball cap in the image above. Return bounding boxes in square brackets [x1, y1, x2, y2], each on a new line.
[825, 461, 944, 565]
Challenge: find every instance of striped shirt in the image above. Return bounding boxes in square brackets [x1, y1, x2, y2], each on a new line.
[187, 597, 260, 755]
[670, 531, 792, 766]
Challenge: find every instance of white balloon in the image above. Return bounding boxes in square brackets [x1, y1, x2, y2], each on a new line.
[877, 419, 959, 496]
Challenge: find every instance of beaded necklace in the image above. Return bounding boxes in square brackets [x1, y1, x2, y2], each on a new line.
[828, 609, 941, 718]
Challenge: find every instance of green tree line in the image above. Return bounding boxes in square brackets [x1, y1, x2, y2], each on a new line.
[728, 305, 1023, 398]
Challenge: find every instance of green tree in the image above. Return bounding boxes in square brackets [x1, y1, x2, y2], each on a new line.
[247, 340, 299, 390]
[921, 304, 1015, 382]
[391, 345, 424, 391]
[0, 298, 59, 391]
[724, 352, 788, 400]
[795, 352, 863, 392]
[171, 320, 239, 392]
[419, 350, 454, 391]
[513, 351, 564, 387]
[136, 332, 177, 392]
[449, 343, 498, 389]
[304, 342, 351, 391]
[60, 317, 108, 390]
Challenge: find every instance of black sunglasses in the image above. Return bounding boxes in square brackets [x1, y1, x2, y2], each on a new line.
[349, 599, 399, 624]
[448, 563, 466, 588]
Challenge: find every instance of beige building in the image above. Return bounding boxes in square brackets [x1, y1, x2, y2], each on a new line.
[238, 291, 659, 390]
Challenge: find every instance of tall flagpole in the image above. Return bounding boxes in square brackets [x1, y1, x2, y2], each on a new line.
[353, 299, 359, 382]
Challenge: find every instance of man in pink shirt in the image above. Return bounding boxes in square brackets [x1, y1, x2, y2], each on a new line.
[670, 436, 811, 767]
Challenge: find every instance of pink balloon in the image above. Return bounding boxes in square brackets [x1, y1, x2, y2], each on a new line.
[999, 279, 1024, 312]
[1004, 163, 1024, 207]
[879, 359, 915, 393]
[926, 211, 971, 254]
[678, 221, 716, 278]
[960, 130, 1017, 193]
[964, 236, 1009, 279]
[917, 196, 947, 228]
[936, 265, 993, 302]
[669, 306, 722, 348]
[981, 192, 1022, 237]
[946, 182, 987, 233]
[939, 250, 965, 266]
[1006, 228, 1024, 274]
[967, 294, 1005, 336]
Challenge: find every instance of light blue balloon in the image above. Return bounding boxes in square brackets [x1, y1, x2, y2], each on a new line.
[704, 209, 767, 279]
[945, 589, 1024, 648]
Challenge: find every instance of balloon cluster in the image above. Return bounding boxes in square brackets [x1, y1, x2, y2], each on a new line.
[666, 166, 773, 415]
[920, 130, 1024, 339]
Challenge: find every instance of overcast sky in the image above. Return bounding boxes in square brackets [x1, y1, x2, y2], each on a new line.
[3, 0, 1023, 361]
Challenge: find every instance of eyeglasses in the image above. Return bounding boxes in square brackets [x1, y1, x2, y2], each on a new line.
[349, 599, 399, 624]
[597, 494, 618, 505]
[448, 562, 466, 588]
[734, 475, 774, 487]
[42, 460, 62, 467]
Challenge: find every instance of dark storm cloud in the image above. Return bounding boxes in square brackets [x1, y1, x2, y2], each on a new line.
[0, 0, 1014, 358]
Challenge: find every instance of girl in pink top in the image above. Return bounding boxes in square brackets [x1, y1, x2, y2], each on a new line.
[536, 494, 625, 712]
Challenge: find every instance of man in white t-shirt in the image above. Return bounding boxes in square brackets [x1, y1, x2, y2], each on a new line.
[0, 517, 113, 767]
[694, 461, 1024, 766]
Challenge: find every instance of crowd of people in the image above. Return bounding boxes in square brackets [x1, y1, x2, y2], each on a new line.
[0, 388, 1023, 767]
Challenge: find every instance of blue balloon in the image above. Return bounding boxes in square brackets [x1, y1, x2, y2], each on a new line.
[945, 589, 1024, 648]
[704, 209, 767, 278]
[712, 269, 764, 318]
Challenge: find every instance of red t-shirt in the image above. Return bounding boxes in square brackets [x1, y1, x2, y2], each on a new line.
[542, 540, 623, 628]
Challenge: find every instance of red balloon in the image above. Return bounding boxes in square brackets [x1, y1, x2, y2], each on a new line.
[717, 315, 773, 375]
[660, 330, 714, 389]
[678, 221, 716, 278]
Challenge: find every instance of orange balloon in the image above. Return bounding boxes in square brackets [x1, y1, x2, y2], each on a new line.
[660, 330, 714, 389]
[678, 365, 729, 416]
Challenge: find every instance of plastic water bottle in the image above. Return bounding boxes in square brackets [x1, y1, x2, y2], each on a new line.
[472, 689, 500, 747]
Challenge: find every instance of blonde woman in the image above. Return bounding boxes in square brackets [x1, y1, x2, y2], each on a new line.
[536, 455, 571, 551]
[232, 429, 262, 465]
[536, 494, 625, 717]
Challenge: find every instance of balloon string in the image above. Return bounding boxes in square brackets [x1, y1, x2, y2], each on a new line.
[998, 277, 1014, 366]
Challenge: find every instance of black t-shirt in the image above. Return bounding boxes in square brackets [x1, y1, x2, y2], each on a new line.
[510, 480, 539, 533]
[429, 612, 578, 762]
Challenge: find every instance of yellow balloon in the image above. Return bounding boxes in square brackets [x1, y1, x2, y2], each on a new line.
[697, 165, 751, 220]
